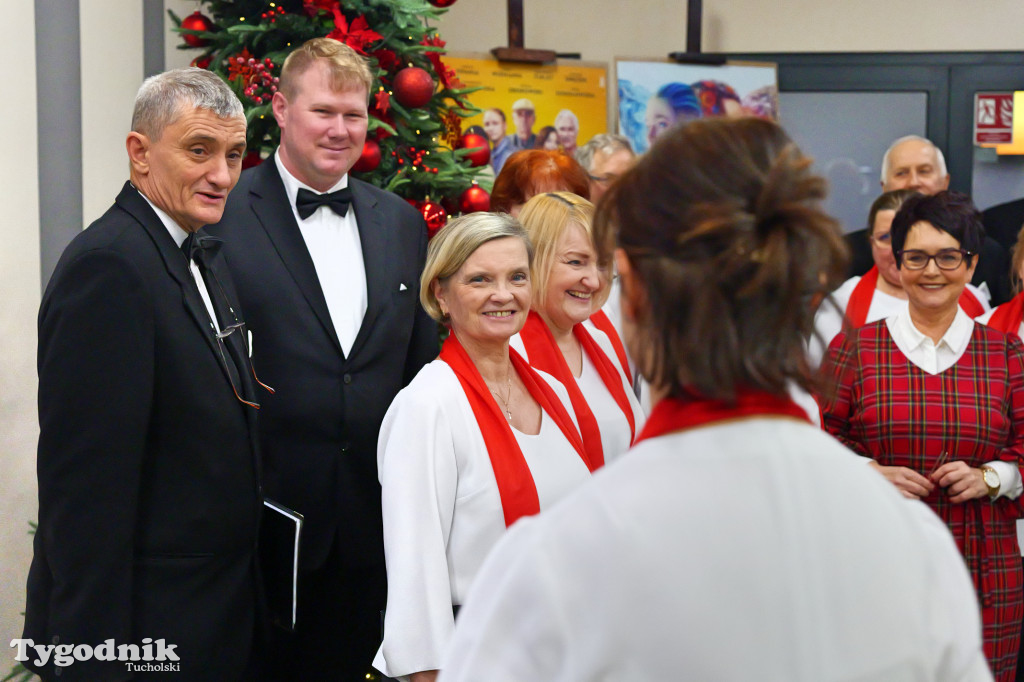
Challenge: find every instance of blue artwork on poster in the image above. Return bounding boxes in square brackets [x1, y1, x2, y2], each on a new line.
[617, 60, 778, 154]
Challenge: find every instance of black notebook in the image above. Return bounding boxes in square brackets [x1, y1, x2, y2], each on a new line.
[260, 498, 303, 631]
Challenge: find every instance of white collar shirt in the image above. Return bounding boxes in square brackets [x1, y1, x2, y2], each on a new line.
[275, 149, 367, 356]
[886, 306, 974, 376]
[138, 190, 220, 333]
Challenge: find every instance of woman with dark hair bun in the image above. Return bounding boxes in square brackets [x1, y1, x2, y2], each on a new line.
[490, 149, 590, 217]
[440, 118, 989, 681]
[823, 190, 1024, 681]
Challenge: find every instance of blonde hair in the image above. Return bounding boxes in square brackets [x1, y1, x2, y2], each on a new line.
[420, 212, 534, 322]
[518, 192, 610, 311]
[278, 37, 373, 100]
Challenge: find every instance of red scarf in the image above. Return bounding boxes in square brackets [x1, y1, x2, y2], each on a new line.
[846, 265, 985, 327]
[988, 292, 1024, 338]
[635, 389, 811, 445]
[519, 312, 638, 467]
[440, 334, 590, 527]
[589, 309, 632, 380]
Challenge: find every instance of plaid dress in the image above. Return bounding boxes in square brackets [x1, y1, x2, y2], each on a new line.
[823, 320, 1024, 681]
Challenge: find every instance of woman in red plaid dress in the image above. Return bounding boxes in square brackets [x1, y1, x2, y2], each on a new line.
[823, 191, 1024, 681]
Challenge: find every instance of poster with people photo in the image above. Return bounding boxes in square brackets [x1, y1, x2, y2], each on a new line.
[616, 59, 778, 155]
[445, 54, 609, 175]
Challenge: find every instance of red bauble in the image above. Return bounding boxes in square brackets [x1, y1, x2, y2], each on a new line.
[352, 139, 382, 173]
[428, 0, 459, 6]
[419, 200, 449, 238]
[392, 67, 435, 109]
[459, 185, 491, 214]
[190, 54, 212, 70]
[457, 133, 490, 167]
[181, 11, 214, 48]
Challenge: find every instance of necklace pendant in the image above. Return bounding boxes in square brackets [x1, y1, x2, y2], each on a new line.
[504, 409, 512, 421]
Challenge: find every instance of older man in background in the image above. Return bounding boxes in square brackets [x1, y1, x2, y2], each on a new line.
[576, 133, 635, 203]
[554, 109, 580, 158]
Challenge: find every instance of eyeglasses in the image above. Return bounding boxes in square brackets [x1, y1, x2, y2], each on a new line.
[204, 272, 275, 410]
[897, 248, 973, 271]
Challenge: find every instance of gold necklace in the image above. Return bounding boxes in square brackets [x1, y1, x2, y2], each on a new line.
[489, 364, 513, 421]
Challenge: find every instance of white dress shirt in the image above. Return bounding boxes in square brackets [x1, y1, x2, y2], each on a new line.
[441, 419, 991, 682]
[275, 150, 366, 356]
[139, 191, 220, 333]
[887, 308, 1022, 500]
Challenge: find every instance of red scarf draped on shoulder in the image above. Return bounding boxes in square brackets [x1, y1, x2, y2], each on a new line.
[846, 265, 985, 328]
[988, 292, 1024, 338]
[518, 312, 638, 468]
[440, 334, 590, 527]
[635, 389, 811, 445]
[589, 310, 632, 380]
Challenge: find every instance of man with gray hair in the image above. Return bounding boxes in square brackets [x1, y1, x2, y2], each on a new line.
[554, 108, 580, 157]
[576, 133, 635, 202]
[22, 68, 264, 680]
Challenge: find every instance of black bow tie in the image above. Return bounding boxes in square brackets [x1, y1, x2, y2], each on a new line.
[181, 232, 223, 267]
[296, 187, 353, 220]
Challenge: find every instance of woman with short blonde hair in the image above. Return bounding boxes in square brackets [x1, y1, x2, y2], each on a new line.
[513, 191, 643, 466]
[375, 212, 595, 682]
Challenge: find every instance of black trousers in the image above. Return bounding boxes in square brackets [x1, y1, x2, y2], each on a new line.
[265, 540, 386, 681]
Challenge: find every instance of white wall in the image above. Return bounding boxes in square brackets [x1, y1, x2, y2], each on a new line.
[1, 0, 40, 660]
[81, 3, 143, 226]
[433, 0, 1024, 58]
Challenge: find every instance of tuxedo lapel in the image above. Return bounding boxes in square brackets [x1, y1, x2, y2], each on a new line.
[248, 162, 344, 354]
[347, 180, 388, 361]
[115, 185, 225, 362]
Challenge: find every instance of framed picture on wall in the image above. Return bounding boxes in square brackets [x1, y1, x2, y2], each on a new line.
[615, 59, 778, 155]
[446, 53, 609, 174]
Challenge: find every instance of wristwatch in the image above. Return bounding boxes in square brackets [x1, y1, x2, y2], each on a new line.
[981, 466, 1000, 499]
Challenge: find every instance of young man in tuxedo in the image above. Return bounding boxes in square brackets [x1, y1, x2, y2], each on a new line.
[209, 37, 437, 679]
[24, 68, 264, 681]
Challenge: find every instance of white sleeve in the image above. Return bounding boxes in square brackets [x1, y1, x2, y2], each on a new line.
[809, 280, 854, 368]
[440, 517, 568, 682]
[375, 379, 460, 680]
[983, 460, 1023, 500]
[967, 281, 993, 309]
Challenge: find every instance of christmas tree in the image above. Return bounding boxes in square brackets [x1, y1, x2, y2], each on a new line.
[170, 0, 493, 234]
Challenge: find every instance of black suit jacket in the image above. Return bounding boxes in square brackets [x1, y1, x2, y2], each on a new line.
[844, 227, 1013, 306]
[208, 161, 437, 573]
[23, 183, 262, 681]
[983, 197, 1024, 254]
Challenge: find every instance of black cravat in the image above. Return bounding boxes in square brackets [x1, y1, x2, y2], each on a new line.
[295, 186, 353, 220]
[181, 232, 223, 268]
[181, 233, 252, 404]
